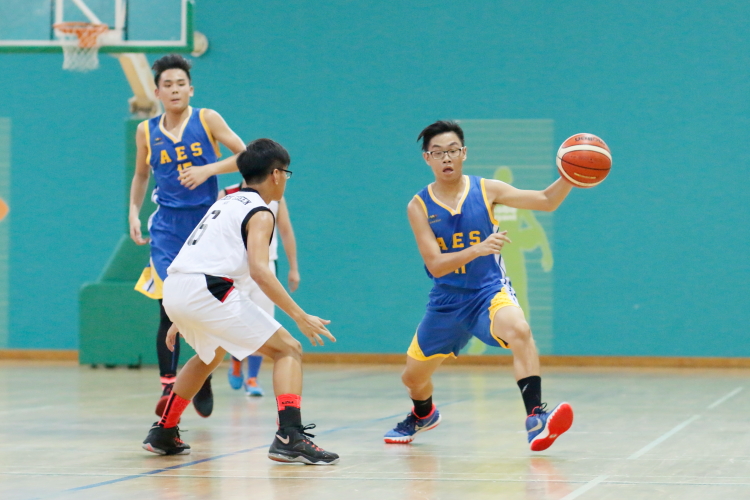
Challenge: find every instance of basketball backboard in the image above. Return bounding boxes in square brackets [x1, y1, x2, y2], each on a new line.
[0, 0, 196, 53]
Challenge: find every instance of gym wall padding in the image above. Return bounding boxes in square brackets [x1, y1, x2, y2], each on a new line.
[0, 0, 748, 357]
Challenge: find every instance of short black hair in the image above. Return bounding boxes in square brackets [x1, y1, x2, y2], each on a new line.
[152, 54, 192, 86]
[237, 139, 291, 185]
[417, 120, 465, 151]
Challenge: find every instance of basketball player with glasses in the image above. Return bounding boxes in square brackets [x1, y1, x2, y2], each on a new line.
[142, 139, 339, 465]
[384, 120, 575, 451]
[130, 54, 246, 419]
[220, 183, 300, 397]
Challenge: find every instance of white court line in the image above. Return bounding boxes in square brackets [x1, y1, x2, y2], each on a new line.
[559, 475, 609, 500]
[627, 415, 701, 460]
[707, 387, 743, 410]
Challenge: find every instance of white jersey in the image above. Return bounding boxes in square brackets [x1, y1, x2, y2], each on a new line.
[225, 183, 279, 261]
[168, 188, 274, 291]
[268, 200, 279, 261]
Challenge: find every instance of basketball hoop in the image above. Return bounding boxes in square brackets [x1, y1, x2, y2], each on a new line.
[53, 22, 109, 72]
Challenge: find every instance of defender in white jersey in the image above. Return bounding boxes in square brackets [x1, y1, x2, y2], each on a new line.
[142, 139, 339, 465]
[221, 183, 301, 397]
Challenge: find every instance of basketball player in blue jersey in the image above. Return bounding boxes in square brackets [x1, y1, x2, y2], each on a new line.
[384, 121, 575, 452]
[129, 54, 246, 418]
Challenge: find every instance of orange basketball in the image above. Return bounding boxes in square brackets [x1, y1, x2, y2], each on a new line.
[556, 133, 612, 188]
[0, 197, 8, 222]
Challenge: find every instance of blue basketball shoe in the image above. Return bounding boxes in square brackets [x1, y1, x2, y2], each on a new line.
[526, 402, 574, 451]
[384, 407, 441, 443]
[227, 357, 244, 390]
[244, 377, 265, 397]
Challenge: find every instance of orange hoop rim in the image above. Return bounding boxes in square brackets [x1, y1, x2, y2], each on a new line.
[53, 22, 109, 48]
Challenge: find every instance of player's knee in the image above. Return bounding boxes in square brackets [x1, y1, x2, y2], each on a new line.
[506, 320, 532, 344]
[401, 369, 425, 390]
[277, 336, 302, 360]
[289, 338, 303, 359]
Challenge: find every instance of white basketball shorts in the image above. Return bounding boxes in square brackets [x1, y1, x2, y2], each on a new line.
[163, 272, 281, 364]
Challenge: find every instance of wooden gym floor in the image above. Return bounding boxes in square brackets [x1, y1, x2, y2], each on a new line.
[0, 360, 748, 499]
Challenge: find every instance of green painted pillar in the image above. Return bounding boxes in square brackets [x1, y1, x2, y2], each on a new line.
[78, 118, 161, 366]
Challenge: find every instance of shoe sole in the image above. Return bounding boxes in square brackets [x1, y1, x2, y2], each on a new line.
[228, 376, 244, 390]
[194, 404, 213, 418]
[268, 452, 339, 465]
[383, 413, 442, 444]
[142, 443, 191, 456]
[530, 402, 574, 452]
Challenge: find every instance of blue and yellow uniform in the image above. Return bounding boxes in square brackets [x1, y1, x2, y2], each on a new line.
[135, 107, 221, 299]
[407, 175, 521, 361]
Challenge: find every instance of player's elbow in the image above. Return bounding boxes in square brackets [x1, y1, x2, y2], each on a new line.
[132, 169, 150, 183]
[249, 264, 271, 285]
[425, 261, 448, 279]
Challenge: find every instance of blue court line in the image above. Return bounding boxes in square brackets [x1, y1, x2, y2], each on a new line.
[48, 387, 514, 497]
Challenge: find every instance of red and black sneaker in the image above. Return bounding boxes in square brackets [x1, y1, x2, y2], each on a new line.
[155, 382, 174, 417]
[193, 375, 213, 418]
[268, 424, 339, 465]
[142, 422, 191, 455]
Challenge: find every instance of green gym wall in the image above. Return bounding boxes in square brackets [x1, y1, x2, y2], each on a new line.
[0, 0, 748, 357]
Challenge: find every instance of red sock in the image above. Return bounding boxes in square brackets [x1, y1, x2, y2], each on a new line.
[160, 375, 176, 389]
[231, 358, 242, 377]
[277, 394, 302, 430]
[159, 392, 190, 428]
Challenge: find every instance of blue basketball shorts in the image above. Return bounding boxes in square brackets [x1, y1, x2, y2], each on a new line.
[148, 205, 211, 280]
[407, 282, 521, 361]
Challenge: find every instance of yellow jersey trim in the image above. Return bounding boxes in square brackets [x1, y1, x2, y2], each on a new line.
[158, 106, 193, 143]
[413, 194, 428, 216]
[134, 260, 164, 300]
[199, 108, 222, 158]
[427, 175, 470, 216]
[142, 120, 152, 166]
[487, 287, 520, 349]
[406, 333, 457, 361]
[480, 178, 499, 225]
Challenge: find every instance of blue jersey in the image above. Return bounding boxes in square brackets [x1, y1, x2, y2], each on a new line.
[414, 175, 507, 290]
[144, 107, 220, 208]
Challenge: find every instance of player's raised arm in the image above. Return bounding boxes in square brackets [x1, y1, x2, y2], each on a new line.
[485, 177, 573, 212]
[276, 197, 300, 292]
[246, 210, 334, 346]
[128, 121, 151, 245]
[407, 198, 510, 278]
[179, 109, 245, 189]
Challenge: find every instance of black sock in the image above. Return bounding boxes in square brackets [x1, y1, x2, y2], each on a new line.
[156, 299, 180, 377]
[412, 396, 433, 418]
[277, 394, 302, 433]
[517, 376, 542, 415]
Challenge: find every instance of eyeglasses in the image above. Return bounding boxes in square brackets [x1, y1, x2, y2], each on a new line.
[427, 147, 465, 160]
[277, 168, 293, 179]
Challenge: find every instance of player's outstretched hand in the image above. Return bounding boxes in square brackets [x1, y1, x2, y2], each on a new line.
[178, 166, 211, 190]
[129, 217, 150, 245]
[165, 323, 180, 352]
[296, 315, 335, 346]
[476, 231, 511, 256]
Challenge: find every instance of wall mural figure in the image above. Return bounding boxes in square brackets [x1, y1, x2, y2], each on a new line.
[466, 166, 553, 355]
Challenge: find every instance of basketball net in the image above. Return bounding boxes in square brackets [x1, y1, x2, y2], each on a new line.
[53, 22, 109, 72]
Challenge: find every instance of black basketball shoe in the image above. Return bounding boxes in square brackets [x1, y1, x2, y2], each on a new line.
[268, 424, 339, 465]
[142, 423, 191, 455]
[193, 375, 213, 418]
